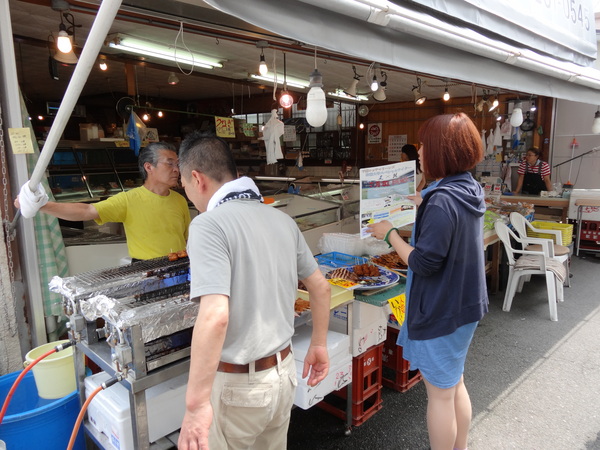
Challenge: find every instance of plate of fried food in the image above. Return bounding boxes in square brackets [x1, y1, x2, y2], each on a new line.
[370, 251, 408, 273]
[325, 263, 399, 290]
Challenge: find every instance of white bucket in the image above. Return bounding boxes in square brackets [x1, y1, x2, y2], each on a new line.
[24, 340, 76, 399]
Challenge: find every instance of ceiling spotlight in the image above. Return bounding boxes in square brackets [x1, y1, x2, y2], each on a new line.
[412, 77, 426, 105]
[373, 71, 387, 102]
[98, 55, 107, 71]
[443, 87, 450, 102]
[592, 108, 600, 134]
[168, 72, 180, 85]
[256, 40, 269, 76]
[344, 65, 362, 98]
[488, 96, 499, 112]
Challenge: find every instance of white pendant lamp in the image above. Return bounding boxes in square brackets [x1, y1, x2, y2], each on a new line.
[510, 102, 524, 127]
[306, 68, 327, 128]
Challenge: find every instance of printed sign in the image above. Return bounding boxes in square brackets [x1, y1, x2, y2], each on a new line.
[8, 128, 34, 154]
[215, 116, 236, 138]
[367, 123, 382, 144]
[388, 135, 407, 161]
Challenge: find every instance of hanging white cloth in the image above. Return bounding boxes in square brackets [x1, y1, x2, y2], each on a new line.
[481, 129, 486, 155]
[486, 128, 495, 156]
[261, 109, 285, 164]
[493, 121, 503, 147]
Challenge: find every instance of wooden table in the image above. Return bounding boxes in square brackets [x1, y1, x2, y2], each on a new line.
[396, 225, 501, 293]
[500, 194, 569, 222]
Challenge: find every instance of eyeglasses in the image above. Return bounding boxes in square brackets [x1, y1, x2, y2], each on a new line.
[158, 159, 179, 169]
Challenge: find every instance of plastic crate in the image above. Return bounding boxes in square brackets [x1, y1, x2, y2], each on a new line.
[381, 327, 422, 392]
[527, 221, 573, 246]
[317, 343, 384, 426]
[315, 252, 368, 268]
[580, 220, 600, 242]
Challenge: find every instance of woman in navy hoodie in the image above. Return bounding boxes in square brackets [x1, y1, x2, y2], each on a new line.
[368, 113, 488, 450]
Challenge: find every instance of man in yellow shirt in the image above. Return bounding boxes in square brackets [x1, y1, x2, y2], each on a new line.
[16, 142, 190, 260]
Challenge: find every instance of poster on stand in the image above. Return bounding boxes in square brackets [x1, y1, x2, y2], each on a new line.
[359, 161, 417, 238]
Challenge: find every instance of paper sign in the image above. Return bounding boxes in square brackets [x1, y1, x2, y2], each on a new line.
[242, 123, 255, 137]
[8, 128, 34, 154]
[283, 125, 296, 142]
[115, 140, 131, 148]
[388, 135, 407, 161]
[367, 123, 382, 144]
[387, 293, 406, 326]
[215, 116, 236, 138]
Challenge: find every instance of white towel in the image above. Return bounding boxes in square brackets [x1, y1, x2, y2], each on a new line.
[514, 255, 567, 283]
[261, 110, 284, 164]
[19, 181, 48, 218]
[206, 176, 262, 212]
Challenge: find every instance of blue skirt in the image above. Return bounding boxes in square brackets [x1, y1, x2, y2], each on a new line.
[397, 320, 478, 389]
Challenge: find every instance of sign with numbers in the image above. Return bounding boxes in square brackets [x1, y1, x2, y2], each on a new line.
[215, 116, 236, 138]
[8, 128, 34, 154]
[388, 135, 407, 161]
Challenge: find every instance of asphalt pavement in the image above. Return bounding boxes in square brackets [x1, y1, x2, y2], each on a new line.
[287, 253, 600, 450]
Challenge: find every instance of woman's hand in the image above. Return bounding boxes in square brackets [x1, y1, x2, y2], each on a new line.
[366, 220, 394, 241]
[408, 191, 423, 207]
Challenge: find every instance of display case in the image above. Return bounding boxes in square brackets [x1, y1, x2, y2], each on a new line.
[301, 183, 360, 233]
[269, 193, 342, 254]
[48, 142, 141, 202]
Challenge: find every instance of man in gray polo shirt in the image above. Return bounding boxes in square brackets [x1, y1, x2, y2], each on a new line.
[177, 132, 331, 450]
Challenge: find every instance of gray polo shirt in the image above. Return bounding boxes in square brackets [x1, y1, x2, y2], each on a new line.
[188, 199, 317, 364]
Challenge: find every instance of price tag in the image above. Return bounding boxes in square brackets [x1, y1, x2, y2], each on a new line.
[387, 293, 406, 326]
[215, 116, 235, 138]
[8, 128, 34, 154]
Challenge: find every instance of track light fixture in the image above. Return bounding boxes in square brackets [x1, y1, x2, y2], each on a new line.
[413, 77, 426, 105]
[373, 71, 387, 102]
[344, 65, 362, 98]
[256, 40, 269, 76]
[592, 108, 600, 134]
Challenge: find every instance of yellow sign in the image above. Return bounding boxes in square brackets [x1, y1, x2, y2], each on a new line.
[215, 116, 236, 138]
[8, 128, 34, 154]
[387, 293, 406, 326]
[115, 140, 131, 148]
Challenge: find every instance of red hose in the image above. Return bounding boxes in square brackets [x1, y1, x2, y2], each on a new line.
[0, 347, 57, 425]
[67, 384, 102, 450]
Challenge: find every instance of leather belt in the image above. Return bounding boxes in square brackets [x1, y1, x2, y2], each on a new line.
[217, 345, 291, 373]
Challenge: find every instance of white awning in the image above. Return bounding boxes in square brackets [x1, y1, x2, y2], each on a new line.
[204, 0, 600, 105]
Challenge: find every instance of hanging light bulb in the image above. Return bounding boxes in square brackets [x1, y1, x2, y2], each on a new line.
[167, 72, 180, 85]
[142, 113, 150, 122]
[306, 69, 327, 127]
[488, 97, 499, 112]
[157, 110, 164, 118]
[370, 74, 378, 92]
[443, 87, 450, 102]
[530, 101, 537, 112]
[56, 30, 72, 53]
[592, 109, 600, 134]
[359, 122, 365, 130]
[510, 102, 524, 127]
[98, 56, 107, 71]
[257, 40, 269, 76]
[279, 92, 294, 108]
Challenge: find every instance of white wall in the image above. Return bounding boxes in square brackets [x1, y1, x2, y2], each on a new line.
[550, 99, 600, 189]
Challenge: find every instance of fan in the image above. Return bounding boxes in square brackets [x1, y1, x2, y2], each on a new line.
[116, 97, 136, 121]
[358, 104, 369, 117]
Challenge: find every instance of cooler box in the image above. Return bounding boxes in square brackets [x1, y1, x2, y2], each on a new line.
[292, 325, 352, 409]
[84, 372, 187, 450]
[329, 301, 388, 356]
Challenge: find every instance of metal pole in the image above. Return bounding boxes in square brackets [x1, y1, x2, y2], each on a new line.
[28, 0, 124, 190]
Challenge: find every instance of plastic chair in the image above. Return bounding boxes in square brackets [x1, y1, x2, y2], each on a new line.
[509, 212, 571, 287]
[494, 221, 566, 321]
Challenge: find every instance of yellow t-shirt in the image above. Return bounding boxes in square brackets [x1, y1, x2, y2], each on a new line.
[93, 186, 190, 260]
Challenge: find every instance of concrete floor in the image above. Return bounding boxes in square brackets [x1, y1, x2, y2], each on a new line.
[287, 253, 600, 450]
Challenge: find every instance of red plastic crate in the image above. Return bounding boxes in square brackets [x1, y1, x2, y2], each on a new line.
[317, 343, 384, 426]
[382, 327, 422, 392]
[580, 220, 600, 241]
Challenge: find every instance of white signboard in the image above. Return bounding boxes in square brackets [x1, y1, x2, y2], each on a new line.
[367, 123, 382, 144]
[359, 161, 417, 238]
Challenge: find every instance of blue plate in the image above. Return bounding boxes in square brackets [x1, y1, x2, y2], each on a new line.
[349, 265, 400, 290]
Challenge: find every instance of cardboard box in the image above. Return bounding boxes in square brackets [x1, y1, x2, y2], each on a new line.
[84, 372, 187, 450]
[293, 354, 352, 409]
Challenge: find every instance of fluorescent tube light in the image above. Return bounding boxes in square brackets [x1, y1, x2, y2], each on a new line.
[327, 89, 369, 102]
[250, 73, 308, 89]
[108, 35, 223, 69]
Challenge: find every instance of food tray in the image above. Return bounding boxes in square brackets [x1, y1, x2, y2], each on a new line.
[526, 221, 573, 246]
[315, 252, 368, 268]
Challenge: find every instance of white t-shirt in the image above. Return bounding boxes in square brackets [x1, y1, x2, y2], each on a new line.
[188, 199, 317, 364]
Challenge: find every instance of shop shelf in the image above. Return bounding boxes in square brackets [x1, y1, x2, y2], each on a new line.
[382, 327, 422, 393]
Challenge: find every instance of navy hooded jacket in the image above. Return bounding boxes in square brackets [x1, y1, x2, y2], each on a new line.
[407, 172, 489, 340]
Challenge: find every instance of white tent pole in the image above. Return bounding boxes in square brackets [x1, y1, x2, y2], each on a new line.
[28, 0, 123, 190]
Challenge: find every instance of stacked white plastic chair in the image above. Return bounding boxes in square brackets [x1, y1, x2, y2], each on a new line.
[494, 221, 566, 321]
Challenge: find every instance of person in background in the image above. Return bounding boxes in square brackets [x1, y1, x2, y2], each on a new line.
[401, 144, 426, 191]
[15, 142, 190, 261]
[367, 113, 488, 450]
[513, 146, 553, 195]
[176, 132, 331, 450]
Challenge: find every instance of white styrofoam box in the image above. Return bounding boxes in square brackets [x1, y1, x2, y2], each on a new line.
[293, 325, 350, 367]
[293, 354, 352, 410]
[84, 371, 187, 450]
[352, 316, 388, 357]
[353, 300, 387, 329]
[568, 189, 600, 220]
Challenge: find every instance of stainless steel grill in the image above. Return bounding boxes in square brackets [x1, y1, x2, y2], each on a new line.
[50, 256, 197, 378]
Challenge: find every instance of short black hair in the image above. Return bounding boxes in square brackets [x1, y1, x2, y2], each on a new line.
[179, 131, 237, 183]
[138, 142, 176, 180]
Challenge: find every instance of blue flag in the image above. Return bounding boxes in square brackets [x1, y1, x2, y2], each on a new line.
[126, 111, 142, 156]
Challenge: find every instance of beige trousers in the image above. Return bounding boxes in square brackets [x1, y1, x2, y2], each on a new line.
[208, 351, 297, 450]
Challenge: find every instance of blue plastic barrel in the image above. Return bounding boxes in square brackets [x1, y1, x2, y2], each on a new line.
[0, 370, 84, 450]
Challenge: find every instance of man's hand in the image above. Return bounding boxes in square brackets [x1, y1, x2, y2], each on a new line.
[302, 344, 329, 387]
[178, 402, 214, 450]
[17, 182, 48, 218]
